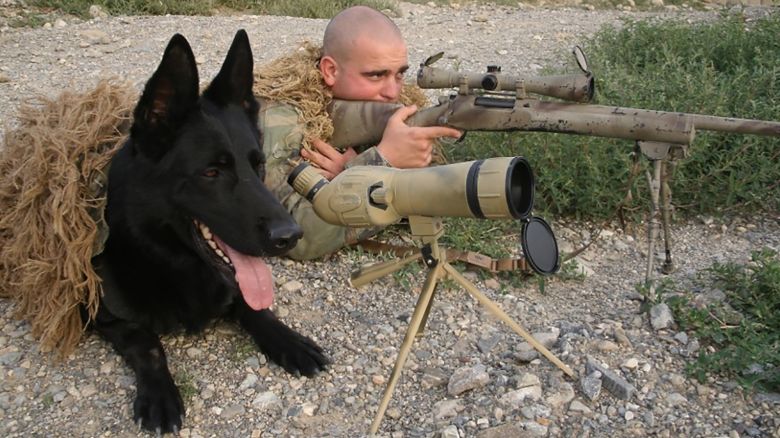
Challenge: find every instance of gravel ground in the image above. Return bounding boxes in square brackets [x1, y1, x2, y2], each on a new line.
[1, 2, 780, 437]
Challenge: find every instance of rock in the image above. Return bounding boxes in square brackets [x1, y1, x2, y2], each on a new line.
[221, 404, 245, 419]
[580, 371, 602, 401]
[186, 347, 202, 358]
[500, 386, 542, 408]
[477, 332, 502, 354]
[433, 399, 463, 420]
[621, 358, 639, 369]
[568, 399, 592, 414]
[238, 373, 258, 390]
[477, 423, 523, 438]
[612, 325, 633, 347]
[252, 391, 282, 412]
[545, 382, 575, 410]
[519, 420, 549, 437]
[586, 357, 636, 400]
[650, 303, 674, 330]
[440, 425, 460, 438]
[88, 5, 109, 19]
[666, 392, 688, 406]
[80, 29, 110, 45]
[484, 278, 500, 289]
[282, 280, 304, 293]
[447, 364, 490, 396]
[520, 403, 551, 420]
[421, 367, 449, 389]
[595, 340, 620, 352]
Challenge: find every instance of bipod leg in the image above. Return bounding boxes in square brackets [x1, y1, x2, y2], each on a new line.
[442, 263, 574, 377]
[660, 160, 675, 274]
[369, 262, 444, 434]
[644, 159, 663, 294]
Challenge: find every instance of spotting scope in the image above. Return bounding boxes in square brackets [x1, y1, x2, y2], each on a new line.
[287, 157, 535, 228]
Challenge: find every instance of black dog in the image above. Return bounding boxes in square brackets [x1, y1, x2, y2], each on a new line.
[90, 30, 328, 434]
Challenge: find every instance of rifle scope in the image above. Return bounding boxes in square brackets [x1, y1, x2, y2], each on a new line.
[417, 66, 594, 103]
[287, 157, 535, 227]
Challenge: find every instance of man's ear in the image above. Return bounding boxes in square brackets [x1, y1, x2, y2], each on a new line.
[204, 29, 257, 117]
[131, 33, 199, 160]
[319, 55, 338, 87]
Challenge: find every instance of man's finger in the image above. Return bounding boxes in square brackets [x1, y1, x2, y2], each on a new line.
[418, 126, 463, 139]
[310, 138, 342, 161]
[390, 105, 418, 123]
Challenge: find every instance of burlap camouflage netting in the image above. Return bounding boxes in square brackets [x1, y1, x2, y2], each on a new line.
[0, 79, 136, 357]
[0, 44, 431, 357]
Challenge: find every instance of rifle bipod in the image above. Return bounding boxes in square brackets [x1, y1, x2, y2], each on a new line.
[350, 216, 574, 435]
[637, 141, 685, 295]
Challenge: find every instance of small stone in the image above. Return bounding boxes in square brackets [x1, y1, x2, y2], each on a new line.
[252, 391, 282, 411]
[484, 278, 500, 289]
[221, 404, 244, 419]
[586, 356, 636, 400]
[447, 364, 490, 396]
[54, 19, 67, 28]
[580, 371, 602, 401]
[674, 331, 689, 344]
[89, 5, 109, 19]
[568, 399, 592, 414]
[666, 392, 687, 406]
[500, 386, 542, 408]
[186, 347, 202, 358]
[596, 340, 619, 352]
[372, 375, 385, 385]
[421, 367, 448, 389]
[195, 56, 206, 65]
[546, 382, 575, 409]
[622, 358, 639, 369]
[433, 399, 463, 420]
[238, 373, 257, 390]
[0, 73, 10, 83]
[282, 280, 303, 293]
[440, 425, 459, 438]
[612, 326, 632, 347]
[650, 303, 674, 330]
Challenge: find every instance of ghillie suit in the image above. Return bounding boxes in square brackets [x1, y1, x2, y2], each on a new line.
[0, 43, 431, 357]
[252, 41, 430, 152]
[0, 79, 136, 357]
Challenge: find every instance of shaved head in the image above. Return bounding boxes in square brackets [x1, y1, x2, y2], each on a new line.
[322, 6, 404, 62]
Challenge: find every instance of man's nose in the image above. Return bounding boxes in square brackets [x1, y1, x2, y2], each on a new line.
[380, 79, 402, 102]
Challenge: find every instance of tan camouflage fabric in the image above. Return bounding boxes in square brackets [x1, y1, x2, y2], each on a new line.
[260, 100, 386, 260]
[254, 42, 430, 260]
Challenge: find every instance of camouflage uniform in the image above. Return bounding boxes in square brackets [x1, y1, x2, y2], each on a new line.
[259, 100, 387, 260]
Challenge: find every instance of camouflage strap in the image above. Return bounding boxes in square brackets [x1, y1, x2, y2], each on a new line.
[354, 240, 531, 274]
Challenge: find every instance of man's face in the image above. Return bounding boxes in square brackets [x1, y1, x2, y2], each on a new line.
[326, 36, 409, 102]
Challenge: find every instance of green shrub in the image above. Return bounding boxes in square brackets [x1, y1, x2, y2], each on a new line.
[669, 249, 780, 392]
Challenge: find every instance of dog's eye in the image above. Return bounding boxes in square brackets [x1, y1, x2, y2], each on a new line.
[203, 168, 219, 178]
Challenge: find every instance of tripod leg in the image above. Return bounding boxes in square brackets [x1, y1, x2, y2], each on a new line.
[350, 252, 422, 289]
[370, 263, 444, 434]
[442, 263, 574, 377]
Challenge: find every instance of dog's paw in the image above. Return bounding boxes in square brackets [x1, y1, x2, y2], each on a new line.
[270, 330, 330, 377]
[263, 329, 330, 377]
[133, 373, 185, 434]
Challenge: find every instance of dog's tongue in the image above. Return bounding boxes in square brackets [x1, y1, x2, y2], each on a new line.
[213, 236, 274, 310]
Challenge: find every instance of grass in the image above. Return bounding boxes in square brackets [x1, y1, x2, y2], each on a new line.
[29, 0, 398, 19]
[668, 249, 780, 392]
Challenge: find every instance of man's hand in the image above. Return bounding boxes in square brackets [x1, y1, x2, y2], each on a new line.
[300, 139, 357, 180]
[376, 105, 462, 169]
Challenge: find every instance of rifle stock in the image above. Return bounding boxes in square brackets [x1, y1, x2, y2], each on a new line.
[327, 95, 780, 149]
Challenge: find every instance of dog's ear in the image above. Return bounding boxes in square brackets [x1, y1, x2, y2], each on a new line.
[204, 30, 259, 120]
[131, 33, 200, 160]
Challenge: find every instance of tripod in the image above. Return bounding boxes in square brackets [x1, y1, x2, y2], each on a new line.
[351, 216, 574, 434]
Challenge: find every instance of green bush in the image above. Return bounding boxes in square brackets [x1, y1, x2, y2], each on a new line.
[669, 249, 780, 392]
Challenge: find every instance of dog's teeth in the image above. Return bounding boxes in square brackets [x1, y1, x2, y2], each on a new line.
[222, 256, 230, 264]
[202, 228, 212, 240]
[208, 240, 217, 249]
[215, 248, 225, 257]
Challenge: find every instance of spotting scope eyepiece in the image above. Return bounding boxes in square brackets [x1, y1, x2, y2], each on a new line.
[287, 157, 535, 228]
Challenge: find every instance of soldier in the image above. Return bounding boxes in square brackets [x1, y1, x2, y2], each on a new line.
[258, 5, 461, 260]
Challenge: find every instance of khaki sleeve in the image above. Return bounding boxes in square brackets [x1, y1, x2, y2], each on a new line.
[260, 101, 380, 260]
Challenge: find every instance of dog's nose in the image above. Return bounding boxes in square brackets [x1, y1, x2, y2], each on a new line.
[268, 222, 303, 251]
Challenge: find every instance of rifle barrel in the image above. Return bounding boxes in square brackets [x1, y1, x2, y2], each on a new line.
[688, 114, 780, 136]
